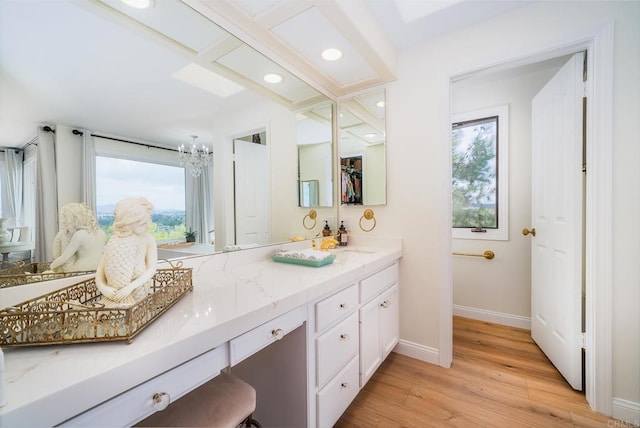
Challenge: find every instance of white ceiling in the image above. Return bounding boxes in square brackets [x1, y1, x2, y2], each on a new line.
[0, 0, 532, 149]
[365, 0, 534, 50]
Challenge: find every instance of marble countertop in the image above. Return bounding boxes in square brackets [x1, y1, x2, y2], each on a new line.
[0, 238, 402, 427]
[156, 242, 216, 259]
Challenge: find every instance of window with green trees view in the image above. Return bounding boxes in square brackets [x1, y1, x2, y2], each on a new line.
[452, 105, 508, 240]
[96, 156, 186, 241]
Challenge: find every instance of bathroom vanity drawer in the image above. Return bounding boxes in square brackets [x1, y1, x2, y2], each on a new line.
[229, 306, 306, 366]
[360, 263, 398, 304]
[316, 355, 360, 428]
[315, 283, 358, 332]
[61, 344, 229, 427]
[316, 312, 359, 387]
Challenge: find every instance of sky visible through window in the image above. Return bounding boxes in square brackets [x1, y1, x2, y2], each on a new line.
[96, 156, 186, 239]
[96, 157, 185, 212]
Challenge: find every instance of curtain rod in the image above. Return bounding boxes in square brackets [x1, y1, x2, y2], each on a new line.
[74, 130, 177, 153]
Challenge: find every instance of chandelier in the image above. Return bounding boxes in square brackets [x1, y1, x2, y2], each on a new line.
[178, 135, 212, 178]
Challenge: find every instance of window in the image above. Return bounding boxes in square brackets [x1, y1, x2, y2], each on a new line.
[96, 156, 186, 241]
[452, 105, 508, 240]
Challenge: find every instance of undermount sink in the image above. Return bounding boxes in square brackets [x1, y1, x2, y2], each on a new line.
[332, 247, 377, 254]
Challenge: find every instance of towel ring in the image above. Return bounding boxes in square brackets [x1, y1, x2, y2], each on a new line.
[359, 209, 376, 232]
[303, 209, 317, 230]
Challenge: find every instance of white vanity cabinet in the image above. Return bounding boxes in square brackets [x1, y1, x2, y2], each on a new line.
[61, 308, 306, 428]
[60, 344, 229, 427]
[359, 264, 400, 387]
[230, 305, 306, 366]
[310, 261, 400, 427]
[2, 242, 402, 428]
[312, 283, 360, 428]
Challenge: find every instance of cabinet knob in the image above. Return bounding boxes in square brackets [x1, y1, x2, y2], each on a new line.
[271, 328, 285, 340]
[380, 300, 390, 308]
[339, 303, 347, 309]
[340, 333, 349, 341]
[340, 382, 348, 389]
[152, 392, 171, 411]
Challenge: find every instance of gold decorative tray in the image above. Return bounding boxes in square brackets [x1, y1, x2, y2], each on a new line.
[0, 267, 193, 347]
[0, 261, 95, 289]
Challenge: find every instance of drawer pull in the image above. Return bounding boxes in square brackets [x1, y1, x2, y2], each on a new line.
[339, 303, 347, 309]
[380, 300, 390, 309]
[272, 328, 285, 340]
[152, 392, 171, 411]
[340, 382, 348, 389]
[340, 333, 349, 341]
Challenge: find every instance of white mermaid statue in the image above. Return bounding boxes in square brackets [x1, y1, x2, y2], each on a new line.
[51, 202, 106, 273]
[95, 197, 158, 307]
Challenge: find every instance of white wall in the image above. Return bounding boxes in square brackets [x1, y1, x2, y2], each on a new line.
[451, 61, 565, 326]
[362, 143, 385, 206]
[299, 142, 332, 207]
[342, 0, 639, 418]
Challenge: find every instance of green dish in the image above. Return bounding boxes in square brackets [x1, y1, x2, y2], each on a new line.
[272, 254, 335, 267]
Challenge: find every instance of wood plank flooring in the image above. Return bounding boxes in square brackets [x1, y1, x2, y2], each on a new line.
[335, 316, 613, 427]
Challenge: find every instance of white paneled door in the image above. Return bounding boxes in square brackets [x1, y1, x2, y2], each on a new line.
[530, 52, 584, 391]
[234, 139, 270, 246]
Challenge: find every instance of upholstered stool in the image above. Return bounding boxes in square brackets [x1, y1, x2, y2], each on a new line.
[137, 373, 259, 427]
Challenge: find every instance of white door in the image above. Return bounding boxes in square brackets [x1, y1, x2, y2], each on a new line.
[234, 139, 270, 245]
[530, 52, 584, 390]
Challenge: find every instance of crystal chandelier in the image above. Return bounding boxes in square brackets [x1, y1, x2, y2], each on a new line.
[178, 135, 212, 178]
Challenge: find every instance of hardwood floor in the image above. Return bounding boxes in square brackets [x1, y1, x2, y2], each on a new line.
[335, 316, 613, 427]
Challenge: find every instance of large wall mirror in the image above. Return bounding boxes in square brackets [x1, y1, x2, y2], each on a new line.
[0, 0, 337, 286]
[339, 89, 387, 206]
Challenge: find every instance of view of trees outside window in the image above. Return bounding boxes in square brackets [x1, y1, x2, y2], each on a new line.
[452, 116, 498, 229]
[96, 156, 186, 241]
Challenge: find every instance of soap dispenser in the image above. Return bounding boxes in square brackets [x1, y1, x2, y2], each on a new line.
[338, 221, 348, 246]
[322, 221, 332, 237]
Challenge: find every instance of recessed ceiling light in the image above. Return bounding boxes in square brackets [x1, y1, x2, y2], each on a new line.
[365, 133, 377, 138]
[120, 0, 154, 9]
[321, 48, 343, 61]
[376, 101, 385, 108]
[263, 73, 283, 83]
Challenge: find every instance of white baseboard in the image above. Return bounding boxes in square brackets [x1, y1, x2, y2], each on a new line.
[393, 339, 439, 365]
[613, 398, 640, 426]
[453, 304, 531, 330]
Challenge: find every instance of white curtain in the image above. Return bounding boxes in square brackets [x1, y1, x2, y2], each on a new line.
[185, 166, 213, 245]
[1, 149, 24, 227]
[81, 130, 97, 212]
[35, 127, 58, 261]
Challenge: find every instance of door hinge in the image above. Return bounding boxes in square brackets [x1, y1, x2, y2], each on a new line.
[582, 332, 587, 350]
